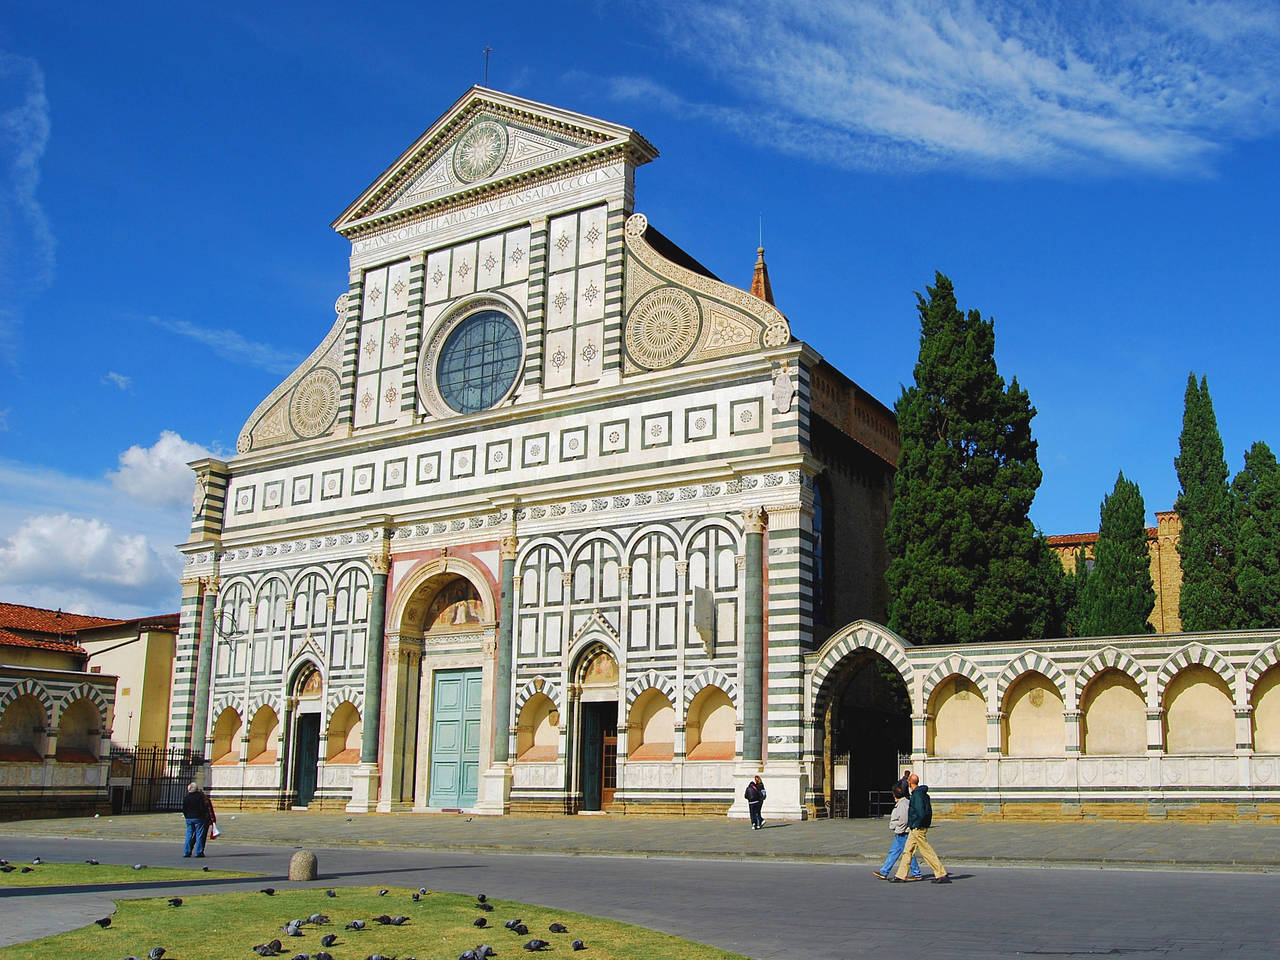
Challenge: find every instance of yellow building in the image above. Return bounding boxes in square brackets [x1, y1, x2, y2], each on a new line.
[1047, 510, 1183, 633]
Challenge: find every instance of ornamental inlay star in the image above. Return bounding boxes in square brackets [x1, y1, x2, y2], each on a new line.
[553, 291, 569, 312]
[585, 224, 601, 246]
[555, 233, 571, 253]
[484, 254, 498, 273]
[457, 261, 471, 279]
[431, 267, 444, 285]
[510, 246, 525, 264]
[360, 391, 373, 411]
[384, 385, 398, 404]
[392, 279, 406, 296]
[368, 286, 382, 303]
[583, 283, 600, 305]
[388, 331, 401, 353]
[581, 342, 598, 362]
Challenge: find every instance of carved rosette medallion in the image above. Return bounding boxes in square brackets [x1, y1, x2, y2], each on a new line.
[763, 321, 790, 347]
[289, 368, 341, 439]
[625, 287, 701, 369]
[452, 120, 508, 183]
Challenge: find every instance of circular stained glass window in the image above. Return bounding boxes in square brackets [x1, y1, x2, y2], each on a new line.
[436, 310, 522, 413]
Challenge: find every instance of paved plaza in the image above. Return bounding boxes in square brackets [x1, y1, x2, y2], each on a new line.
[2, 814, 1279, 958]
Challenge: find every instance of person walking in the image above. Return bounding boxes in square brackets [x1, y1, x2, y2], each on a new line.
[181, 782, 216, 858]
[890, 773, 949, 883]
[874, 783, 924, 880]
[745, 774, 766, 829]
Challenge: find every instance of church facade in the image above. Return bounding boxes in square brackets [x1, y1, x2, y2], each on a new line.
[174, 88, 1280, 821]
[174, 87, 897, 818]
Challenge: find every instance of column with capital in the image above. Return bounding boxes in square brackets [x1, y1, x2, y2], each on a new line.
[728, 507, 768, 822]
[191, 576, 220, 757]
[477, 532, 519, 814]
[741, 507, 766, 761]
[347, 546, 389, 813]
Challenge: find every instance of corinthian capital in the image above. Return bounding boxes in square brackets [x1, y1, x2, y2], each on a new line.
[368, 553, 391, 576]
[501, 534, 519, 561]
[741, 506, 768, 535]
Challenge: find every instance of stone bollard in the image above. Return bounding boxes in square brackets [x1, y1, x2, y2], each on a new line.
[289, 849, 318, 882]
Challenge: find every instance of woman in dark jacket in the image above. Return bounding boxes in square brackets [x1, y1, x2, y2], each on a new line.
[745, 775, 766, 829]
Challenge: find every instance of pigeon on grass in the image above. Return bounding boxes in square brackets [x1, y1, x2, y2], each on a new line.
[345, 920, 366, 931]
[252, 945, 278, 957]
[390, 916, 409, 926]
[473, 917, 488, 928]
[320, 935, 338, 948]
[260, 888, 277, 896]
[315, 953, 334, 960]
[572, 940, 586, 951]
[513, 924, 529, 936]
[523, 940, 550, 952]
[325, 890, 337, 898]
[167, 898, 183, 907]
[548, 923, 568, 933]
[504, 919, 523, 930]
[20, 867, 33, 873]
[308, 914, 330, 925]
[372, 915, 393, 925]
[476, 947, 496, 959]
[86, 858, 100, 865]
[94, 917, 111, 928]
[148, 948, 166, 960]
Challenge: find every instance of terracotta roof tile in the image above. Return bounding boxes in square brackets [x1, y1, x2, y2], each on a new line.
[0, 627, 86, 655]
[0, 602, 123, 634]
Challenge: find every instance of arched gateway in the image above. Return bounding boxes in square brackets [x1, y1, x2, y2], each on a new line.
[809, 622, 914, 817]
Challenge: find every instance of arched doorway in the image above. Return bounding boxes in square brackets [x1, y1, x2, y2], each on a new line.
[289, 664, 323, 807]
[573, 644, 619, 812]
[822, 651, 911, 817]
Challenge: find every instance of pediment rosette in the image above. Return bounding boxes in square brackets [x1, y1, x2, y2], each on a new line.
[333, 87, 657, 236]
[236, 295, 348, 455]
[622, 213, 791, 373]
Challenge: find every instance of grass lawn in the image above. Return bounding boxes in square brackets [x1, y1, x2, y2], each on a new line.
[0, 862, 257, 887]
[0, 886, 749, 960]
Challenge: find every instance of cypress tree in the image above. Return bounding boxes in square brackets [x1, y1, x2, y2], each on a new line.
[1174, 374, 1238, 630]
[1233, 441, 1280, 628]
[1063, 545, 1091, 637]
[885, 273, 1049, 644]
[1077, 472, 1155, 636]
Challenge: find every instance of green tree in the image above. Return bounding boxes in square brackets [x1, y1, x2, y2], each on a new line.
[1174, 374, 1238, 630]
[1233, 441, 1280, 628]
[1077, 472, 1155, 636]
[885, 273, 1050, 644]
[1063, 545, 1091, 637]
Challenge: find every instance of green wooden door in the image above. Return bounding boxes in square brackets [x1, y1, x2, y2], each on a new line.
[427, 669, 483, 808]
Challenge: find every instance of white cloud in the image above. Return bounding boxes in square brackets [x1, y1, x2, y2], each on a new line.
[618, 0, 1280, 174]
[0, 513, 180, 615]
[102, 371, 132, 391]
[0, 52, 55, 359]
[147, 315, 303, 375]
[0, 430, 215, 617]
[107, 430, 213, 509]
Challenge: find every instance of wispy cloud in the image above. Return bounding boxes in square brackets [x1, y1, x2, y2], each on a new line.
[102, 371, 132, 391]
[147, 315, 303, 375]
[0, 52, 55, 360]
[614, 0, 1280, 174]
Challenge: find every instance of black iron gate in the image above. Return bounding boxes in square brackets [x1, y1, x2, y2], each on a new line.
[109, 747, 205, 813]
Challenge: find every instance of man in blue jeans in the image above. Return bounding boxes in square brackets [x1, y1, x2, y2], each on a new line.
[874, 783, 924, 880]
[181, 782, 215, 858]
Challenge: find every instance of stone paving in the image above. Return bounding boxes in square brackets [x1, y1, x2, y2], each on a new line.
[4, 809, 1280, 869]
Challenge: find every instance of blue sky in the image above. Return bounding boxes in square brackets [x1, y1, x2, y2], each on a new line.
[2, 1, 1278, 616]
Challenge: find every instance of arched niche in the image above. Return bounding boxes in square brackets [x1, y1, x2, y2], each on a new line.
[686, 686, 735, 761]
[1080, 668, 1145, 756]
[247, 705, 280, 764]
[1002, 671, 1065, 757]
[1164, 665, 1234, 754]
[0, 694, 46, 762]
[211, 708, 242, 764]
[927, 675, 986, 757]
[56, 698, 101, 762]
[629, 688, 675, 761]
[516, 692, 559, 762]
[326, 702, 362, 763]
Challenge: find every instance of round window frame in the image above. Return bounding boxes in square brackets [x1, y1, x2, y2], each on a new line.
[418, 294, 527, 419]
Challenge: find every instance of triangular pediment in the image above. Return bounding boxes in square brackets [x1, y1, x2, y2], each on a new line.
[333, 86, 658, 235]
